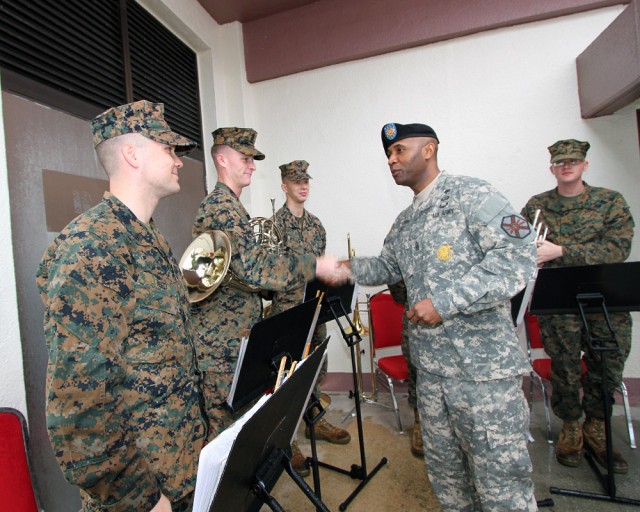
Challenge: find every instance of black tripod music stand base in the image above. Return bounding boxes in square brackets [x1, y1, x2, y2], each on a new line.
[551, 485, 640, 507]
[529, 270, 640, 508]
[319, 457, 388, 512]
[304, 294, 388, 511]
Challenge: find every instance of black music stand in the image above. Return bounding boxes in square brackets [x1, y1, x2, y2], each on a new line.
[200, 339, 330, 512]
[227, 296, 321, 413]
[303, 280, 388, 511]
[530, 262, 640, 506]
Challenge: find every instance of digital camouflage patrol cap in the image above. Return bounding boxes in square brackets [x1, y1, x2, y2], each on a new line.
[279, 160, 313, 181]
[91, 99, 196, 152]
[381, 123, 439, 154]
[212, 127, 265, 160]
[548, 139, 590, 163]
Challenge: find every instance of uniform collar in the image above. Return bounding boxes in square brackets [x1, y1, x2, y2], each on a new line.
[104, 192, 163, 248]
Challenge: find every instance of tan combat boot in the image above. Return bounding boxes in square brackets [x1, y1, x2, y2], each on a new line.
[305, 417, 351, 444]
[290, 441, 310, 477]
[583, 417, 628, 474]
[555, 419, 583, 467]
[411, 408, 424, 457]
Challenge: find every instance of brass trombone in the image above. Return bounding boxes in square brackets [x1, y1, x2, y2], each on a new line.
[345, 235, 375, 403]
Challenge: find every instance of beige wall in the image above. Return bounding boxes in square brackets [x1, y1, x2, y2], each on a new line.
[244, 7, 640, 375]
[1, 1, 639, 419]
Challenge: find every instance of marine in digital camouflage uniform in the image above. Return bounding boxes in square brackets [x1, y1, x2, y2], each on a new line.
[349, 123, 538, 511]
[191, 130, 325, 437]
[270, 161, 328, 393]
[521, 138, 634, 473]
[268, 160, 351, 475]
[36, 100, 207, 512]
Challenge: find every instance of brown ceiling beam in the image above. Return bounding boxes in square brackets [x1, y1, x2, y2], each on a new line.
[577, 0, 640, 118]
[243, 0, 626, 83]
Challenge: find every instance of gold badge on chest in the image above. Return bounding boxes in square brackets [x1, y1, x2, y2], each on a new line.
[436, 244, 453, 262]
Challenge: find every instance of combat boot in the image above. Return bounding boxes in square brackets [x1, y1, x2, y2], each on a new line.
[411, 408, 424, 457]
[555, 419, 583, 467]
[583, 417, 628, 474]
[290, 441, 310, 477]
[305, 411, 351, 444]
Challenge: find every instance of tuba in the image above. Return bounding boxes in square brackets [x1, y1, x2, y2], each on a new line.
[180, 200, 284, 303]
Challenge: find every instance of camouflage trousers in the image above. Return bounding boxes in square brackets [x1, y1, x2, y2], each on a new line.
[417, 372, 536, 512]
[400, 323, 417, 409]
[538, 312, 632, 421]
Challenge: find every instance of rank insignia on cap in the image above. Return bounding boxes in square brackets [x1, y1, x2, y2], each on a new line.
[436, 244, 453, 262]
[500, 215, 531, 239]
[383, 123, 397, 140]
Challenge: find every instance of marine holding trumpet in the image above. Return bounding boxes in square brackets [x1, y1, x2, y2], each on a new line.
[521, 139, 635, 473]
[189, 128, 347, 436]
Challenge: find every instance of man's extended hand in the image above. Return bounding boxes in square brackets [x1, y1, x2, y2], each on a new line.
[407, 298, 442, 326]
[315, 256, 352, 286]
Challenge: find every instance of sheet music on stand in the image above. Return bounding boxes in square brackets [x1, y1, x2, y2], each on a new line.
[192, 394, 270, 512]
[193, 338, 329, 512]
[226, 296, 322, 412]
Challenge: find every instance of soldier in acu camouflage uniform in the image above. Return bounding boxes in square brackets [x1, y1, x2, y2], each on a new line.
[36, 100, 207, 512]
[268, 160, 351, 477]
[344, 123, 538, 511]
[522, 139, 634, 474]
[190, 129, 343, 438]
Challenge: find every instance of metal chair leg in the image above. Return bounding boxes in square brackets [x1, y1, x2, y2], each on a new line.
[385, 376, 404, 433]
[619, 381, 636, 449]
[535, 374, 553, 444]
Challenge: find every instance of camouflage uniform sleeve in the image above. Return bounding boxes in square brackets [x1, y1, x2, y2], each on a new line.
[319, 220, 327, 255]
[351, 227, 404, 286]
[432, 186, 537, 318]
[41, 237, 161, 511]
[520, 199, 536, 224]
[562, 192, 634, 265]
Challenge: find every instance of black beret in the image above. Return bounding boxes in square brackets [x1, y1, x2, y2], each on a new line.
[381, 123, 439, 153]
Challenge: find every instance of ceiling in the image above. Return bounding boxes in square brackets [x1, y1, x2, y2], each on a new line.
[196, 0, 319, 24]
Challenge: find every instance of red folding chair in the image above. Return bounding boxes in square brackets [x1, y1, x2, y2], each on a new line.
[0, 408, 40, 511]
[368, 290, 409, 432]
